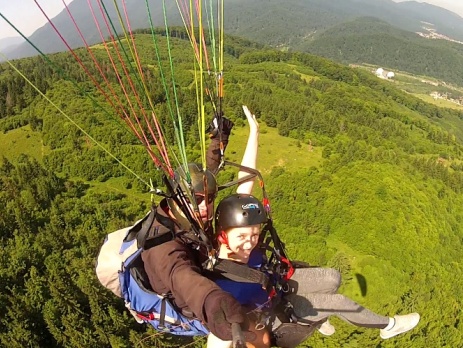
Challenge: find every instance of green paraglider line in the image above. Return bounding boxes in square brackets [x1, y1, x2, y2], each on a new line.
[0, 8, 165, 173]
[162, 0, 190, 179]
[144, 0, 185, 176]
[98, 0, 166, 158]
[100, 0, 149, 111]
[0, 12, 132, 139]
[102, 0, 172, 172]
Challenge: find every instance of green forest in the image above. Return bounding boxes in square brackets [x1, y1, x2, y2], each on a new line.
[1, 30, 463, 348]
[302, 17, 463, 87]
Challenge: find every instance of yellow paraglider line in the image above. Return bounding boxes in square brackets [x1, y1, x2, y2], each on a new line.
[0, 50, 151, 189]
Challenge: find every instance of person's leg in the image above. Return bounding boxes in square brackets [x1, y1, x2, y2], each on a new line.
[288, 267, 341, 295]
[286, 267, 420, 338]
[286, 267, 341, 335]
[286, 292, 389, 328]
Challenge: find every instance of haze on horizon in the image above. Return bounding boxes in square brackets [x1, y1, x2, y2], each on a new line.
[392, 0, 463, 17]
[0, 0, 463, 42]
[0, 1, 72, 41]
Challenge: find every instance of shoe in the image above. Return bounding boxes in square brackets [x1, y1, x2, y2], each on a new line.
[380, 313, 420, 339]
[318, 319, 335, 336]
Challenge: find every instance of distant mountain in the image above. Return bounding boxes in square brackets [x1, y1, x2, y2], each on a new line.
[301, 17, 463, 85]
[4, 0, 463, 86]
[0, 37, 24, 52]
[223, 0, 463, 48]
[4, 0, 182, 59]
[6, 0, 463, 59]
[396, 1, 463, 40]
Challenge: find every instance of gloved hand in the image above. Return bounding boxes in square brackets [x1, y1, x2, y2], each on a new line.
[208, 113, 234, 138]
[204, 290, 250, 340]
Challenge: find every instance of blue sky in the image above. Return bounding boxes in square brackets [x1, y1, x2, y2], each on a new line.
[1, 1, 463, 41]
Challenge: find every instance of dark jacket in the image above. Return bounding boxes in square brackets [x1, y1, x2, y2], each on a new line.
[141, 136, 229, 323]
[206, 134, 229, 174]
[141, 201, 222, 322]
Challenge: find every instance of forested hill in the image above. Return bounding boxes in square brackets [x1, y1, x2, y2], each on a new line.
[302, 17, 463, 86]
[5, 0, 463, 91]
[224, 0, 463, 44]
[1, 33, 462, 347]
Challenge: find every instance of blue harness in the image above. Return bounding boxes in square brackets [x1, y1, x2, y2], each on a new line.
[120, 246, 210, 336]
[214, 250, 270, 308]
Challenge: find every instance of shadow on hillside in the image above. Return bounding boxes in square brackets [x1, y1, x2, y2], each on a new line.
[355, 273, 367, 297]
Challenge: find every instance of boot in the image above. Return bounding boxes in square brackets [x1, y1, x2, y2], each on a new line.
[380, 313, 420, 339]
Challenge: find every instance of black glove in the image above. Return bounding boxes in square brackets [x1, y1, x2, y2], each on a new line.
[208, 114, 234, 139]
[204, 290, 250, 340]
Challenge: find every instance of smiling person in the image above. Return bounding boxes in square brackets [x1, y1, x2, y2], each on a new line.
[206, 106, 271, 348]
[206, 106, 420, 348]
[207, 193, 271, 348]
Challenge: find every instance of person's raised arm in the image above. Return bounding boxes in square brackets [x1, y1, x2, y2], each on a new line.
[206, 113, 234, 174]
[236, 105, 259, 195]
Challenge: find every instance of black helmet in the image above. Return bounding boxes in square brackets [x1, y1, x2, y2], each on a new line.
[171, 162, 218, 199]
[215, 194, 267, 232]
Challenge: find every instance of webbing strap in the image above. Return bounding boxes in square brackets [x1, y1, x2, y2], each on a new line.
[124, 205, 157, 244]
[139, 209, 176, 250]
[159, 297, 167, 329]
[213, 259, 270, 289]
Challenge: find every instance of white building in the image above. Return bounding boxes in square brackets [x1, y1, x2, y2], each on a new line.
[375, 68, 384, 77]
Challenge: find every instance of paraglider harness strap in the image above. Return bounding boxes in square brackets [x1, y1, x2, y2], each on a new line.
[135, 297, 172, 328]
[124, 204, 180, 251]
[260, 221, 294, 282]
[142, 211, 176, 250]
[212, 259, 271, 290]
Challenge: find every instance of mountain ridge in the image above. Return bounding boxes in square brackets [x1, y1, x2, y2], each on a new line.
[5, 0, 463, 57]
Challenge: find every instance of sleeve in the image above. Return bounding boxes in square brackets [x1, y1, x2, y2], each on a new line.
[206, 136, 229, 174]
[142, 240, 223, 322]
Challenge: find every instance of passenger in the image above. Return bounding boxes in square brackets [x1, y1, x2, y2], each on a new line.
[208, 106, 420, 347]
[207, 106, 268, 348]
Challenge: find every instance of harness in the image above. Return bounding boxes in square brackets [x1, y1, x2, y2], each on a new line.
[118, 206, 210, 336]
[118, 200, 293, 334]
[97, 160, 296, 337]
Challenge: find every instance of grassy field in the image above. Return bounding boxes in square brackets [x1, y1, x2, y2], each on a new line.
[86, 176, 150, 201]
[353, 64, 463, 109]
[0, 121, 322, 203]
[416, 93, 463, 110]
[0, 125, 49, 162]
[225, 122, 323, 175]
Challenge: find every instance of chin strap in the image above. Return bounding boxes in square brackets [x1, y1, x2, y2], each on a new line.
[217, 231, 229, 246]
[166, 197, 192, 231]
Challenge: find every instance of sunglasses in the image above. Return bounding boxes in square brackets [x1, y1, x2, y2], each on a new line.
[186, 194, 215, 205]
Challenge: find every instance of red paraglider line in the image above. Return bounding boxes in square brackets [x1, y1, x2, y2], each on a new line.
[60, 0, 136, 133]
[120, 0, 171, 168]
